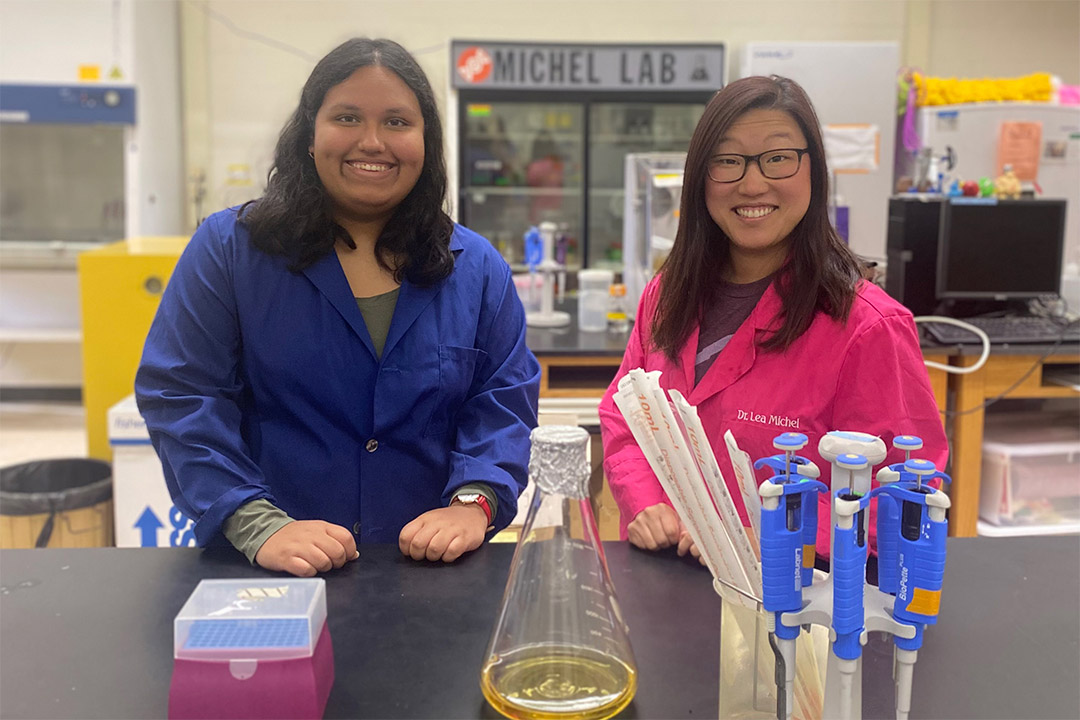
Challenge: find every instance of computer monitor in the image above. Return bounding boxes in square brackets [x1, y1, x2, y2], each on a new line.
[936, 198, 1066, 300]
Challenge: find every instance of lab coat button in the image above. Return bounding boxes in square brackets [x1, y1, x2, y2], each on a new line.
[365, 438, 378, 452]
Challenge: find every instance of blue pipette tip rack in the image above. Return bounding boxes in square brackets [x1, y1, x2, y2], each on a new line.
[173, 579, 327, 662]
[184, 618, 310, 650]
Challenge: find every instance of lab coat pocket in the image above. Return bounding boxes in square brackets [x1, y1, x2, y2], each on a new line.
[423, 344, 485, 438]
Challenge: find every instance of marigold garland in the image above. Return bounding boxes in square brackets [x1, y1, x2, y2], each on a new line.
[912, 71, 1053, 106]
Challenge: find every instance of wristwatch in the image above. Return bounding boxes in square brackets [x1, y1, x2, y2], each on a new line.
[451, 492, 493, 527]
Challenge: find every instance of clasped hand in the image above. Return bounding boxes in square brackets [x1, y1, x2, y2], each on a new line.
[398, 503, 488, 562]
[255, 504, 489, 576]
[254, 520, 359, 577]
[627, 502, 705, 566]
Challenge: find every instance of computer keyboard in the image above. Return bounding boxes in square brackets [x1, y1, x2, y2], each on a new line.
[923, 316, 1080, 345]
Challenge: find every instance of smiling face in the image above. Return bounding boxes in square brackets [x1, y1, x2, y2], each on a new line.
[704, 108, 811, 281]
[310, 65, 425, 228]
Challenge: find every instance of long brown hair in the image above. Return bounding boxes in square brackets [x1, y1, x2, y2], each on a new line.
[651, 75, 862, 362]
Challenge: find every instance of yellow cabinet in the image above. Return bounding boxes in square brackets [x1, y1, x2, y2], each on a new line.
[78, 238, 188, 460]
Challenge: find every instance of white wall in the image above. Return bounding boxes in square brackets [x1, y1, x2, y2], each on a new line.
[181, 0, 1080, 232]
[181, 0, 909, 228]
[0, 0, 135, 83]
[921, 0, 1080, 82]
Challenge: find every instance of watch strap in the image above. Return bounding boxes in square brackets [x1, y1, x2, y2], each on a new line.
[451, 486, 494, 526]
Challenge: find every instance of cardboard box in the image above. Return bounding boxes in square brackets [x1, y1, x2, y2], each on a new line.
[108, 394, 196, 547]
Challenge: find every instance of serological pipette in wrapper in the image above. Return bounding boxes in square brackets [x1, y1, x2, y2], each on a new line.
[725, 429, 764, 557]
[612, 369, 758, 600]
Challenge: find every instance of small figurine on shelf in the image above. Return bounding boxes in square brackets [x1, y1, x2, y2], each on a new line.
[978, 176, 995, 197]
[994, 164, 1022, 199]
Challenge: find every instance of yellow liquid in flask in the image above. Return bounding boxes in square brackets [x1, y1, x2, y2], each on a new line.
[481, 645, 637, 720]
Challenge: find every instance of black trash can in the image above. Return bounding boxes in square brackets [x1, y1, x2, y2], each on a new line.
[0, 459, 113, 548]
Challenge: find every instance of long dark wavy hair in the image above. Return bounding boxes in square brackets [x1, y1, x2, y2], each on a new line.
[651, 75, 863, 361]
[240, 38, 454, 285]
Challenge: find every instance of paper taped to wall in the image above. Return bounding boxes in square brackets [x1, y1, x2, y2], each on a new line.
[823, 124, 879, 173]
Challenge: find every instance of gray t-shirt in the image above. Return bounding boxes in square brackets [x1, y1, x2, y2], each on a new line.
[694, 274, 774, 385]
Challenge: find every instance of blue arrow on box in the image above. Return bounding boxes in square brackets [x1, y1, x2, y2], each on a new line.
[134, 506, 163, 547]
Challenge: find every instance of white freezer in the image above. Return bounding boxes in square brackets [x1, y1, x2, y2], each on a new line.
[740, 42, 900, 263]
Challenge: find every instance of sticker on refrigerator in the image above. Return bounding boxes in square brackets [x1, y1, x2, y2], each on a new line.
[1044, 140, 1068, 162]
[935, 110, 958, 132]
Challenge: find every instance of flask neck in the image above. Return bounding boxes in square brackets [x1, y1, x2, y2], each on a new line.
[529, 426, 591, 498]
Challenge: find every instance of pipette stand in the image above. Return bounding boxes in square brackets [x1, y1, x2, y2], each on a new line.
[755, 431, 950, 720]
[525, 220, 570, 328]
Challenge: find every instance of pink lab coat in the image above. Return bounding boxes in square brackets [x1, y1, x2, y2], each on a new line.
[599, 276, 947, 558]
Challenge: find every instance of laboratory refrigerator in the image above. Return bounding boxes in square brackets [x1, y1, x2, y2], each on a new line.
[457, 93, 708, 272]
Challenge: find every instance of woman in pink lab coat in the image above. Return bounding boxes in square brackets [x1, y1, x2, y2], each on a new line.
[599, 76, 947, 563]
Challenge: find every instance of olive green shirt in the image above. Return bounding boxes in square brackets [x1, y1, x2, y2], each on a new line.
[355, 287, 400, 360]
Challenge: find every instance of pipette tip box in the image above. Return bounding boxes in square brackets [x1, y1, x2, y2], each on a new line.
[168, 578, 333, 719]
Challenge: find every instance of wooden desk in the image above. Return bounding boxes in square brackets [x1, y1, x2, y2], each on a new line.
[945, 345, 1079, 537]
[525, 298, 627, 400]
[923, 351, 950, 421]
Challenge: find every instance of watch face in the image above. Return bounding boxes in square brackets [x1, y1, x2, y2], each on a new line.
[455, 493, 482, 504]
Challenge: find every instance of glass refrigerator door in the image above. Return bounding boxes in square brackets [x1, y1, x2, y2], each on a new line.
[587, 102, 704, 271]
[461, 102, 585, 271]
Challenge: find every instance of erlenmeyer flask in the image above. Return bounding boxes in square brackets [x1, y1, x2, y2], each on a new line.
[481, 426, 638, 720]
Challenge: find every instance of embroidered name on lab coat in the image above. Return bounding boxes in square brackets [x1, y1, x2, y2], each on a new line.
[737, 410, 801, 429]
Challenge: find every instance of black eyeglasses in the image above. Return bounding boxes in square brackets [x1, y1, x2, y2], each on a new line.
[707, 148, 810, 183]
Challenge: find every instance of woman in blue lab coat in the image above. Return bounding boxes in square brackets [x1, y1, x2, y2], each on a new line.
[135, 38, 540, 577]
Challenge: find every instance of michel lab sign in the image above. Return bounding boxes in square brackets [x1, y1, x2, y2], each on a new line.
[451, 41, 725, 92]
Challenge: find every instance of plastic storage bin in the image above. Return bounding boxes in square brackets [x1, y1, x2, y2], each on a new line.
[978, 412, 1080, 530]
[578, 269, 615, 332]
[169, 578, 334, 719]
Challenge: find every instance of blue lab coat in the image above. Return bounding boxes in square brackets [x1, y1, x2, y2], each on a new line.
[135, 209, 540, 545]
